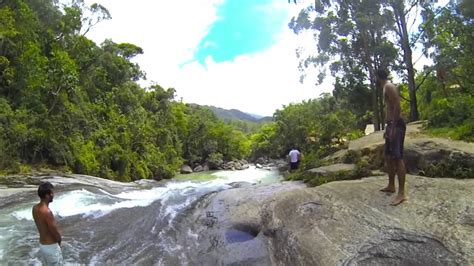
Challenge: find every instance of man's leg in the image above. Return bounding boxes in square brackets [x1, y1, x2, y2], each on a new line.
[391, 158, 407, 205]
[380, 155, 396, 192]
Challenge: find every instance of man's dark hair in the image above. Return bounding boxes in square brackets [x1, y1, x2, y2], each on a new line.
[376, 69, 389, 80]
[38, 182, 54, 199]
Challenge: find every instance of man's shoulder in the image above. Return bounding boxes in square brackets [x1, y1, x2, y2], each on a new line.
[33, 204, 49, 214]
[384, 82, 398, 97]
[384, 82, 397, 91]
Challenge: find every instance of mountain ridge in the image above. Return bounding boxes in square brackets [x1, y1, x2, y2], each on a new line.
[202, 105, 272, 123]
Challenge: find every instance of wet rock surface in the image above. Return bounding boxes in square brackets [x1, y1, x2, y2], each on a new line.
[189, 175, 473, 265]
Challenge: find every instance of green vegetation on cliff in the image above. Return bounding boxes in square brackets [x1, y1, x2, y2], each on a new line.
[0, 0, 250, 180]
[0, 0, 471, 182]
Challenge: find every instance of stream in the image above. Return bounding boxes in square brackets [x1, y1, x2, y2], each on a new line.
[0, 167, 282, 264]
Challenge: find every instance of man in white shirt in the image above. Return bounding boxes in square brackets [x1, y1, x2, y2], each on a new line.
[288, 148, 301, 170]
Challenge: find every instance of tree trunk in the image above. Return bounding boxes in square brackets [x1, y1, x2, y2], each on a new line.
[395, 2, 419, 121]
[368, 66, 381, 131]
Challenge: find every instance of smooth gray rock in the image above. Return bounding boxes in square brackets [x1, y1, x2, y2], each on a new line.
[307, 163, 356, 176]
[193, 165, 204, 172]
[191, 176, 473, 265]
[180, 165, 193, 174]
[325, 123, 474, 177]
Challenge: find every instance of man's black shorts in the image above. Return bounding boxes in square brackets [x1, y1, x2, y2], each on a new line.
[384, 119, 406, 159]
[290, 161, 300, 170]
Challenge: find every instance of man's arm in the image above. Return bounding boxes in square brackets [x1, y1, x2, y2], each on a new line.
[45, 210, 62, 245]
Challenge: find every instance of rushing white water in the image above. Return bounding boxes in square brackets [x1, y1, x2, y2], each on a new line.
[0, 167, 281, 264]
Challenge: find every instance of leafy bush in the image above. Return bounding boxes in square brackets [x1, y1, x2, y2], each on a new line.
[424, 151, 473, 178]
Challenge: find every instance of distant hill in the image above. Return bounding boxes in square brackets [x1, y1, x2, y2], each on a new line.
[204, 106, 272, 123]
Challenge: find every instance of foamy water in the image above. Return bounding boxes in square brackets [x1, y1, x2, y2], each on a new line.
[1, 166, 281, 263]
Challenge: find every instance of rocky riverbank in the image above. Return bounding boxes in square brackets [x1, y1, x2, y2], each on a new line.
[2, 123, 472, 264]
[182, 123, 474, 265]
[187, 175, 473, 265]
[180, 158, 288, 174]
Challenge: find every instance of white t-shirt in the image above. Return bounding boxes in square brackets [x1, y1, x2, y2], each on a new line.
[289, 149, 300, 163]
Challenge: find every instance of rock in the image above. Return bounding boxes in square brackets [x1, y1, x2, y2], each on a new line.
[193, 165, 204, 172]
[206, 157, 224, 170]
[228, 181, 255, 188]
[325, 123, 474, 178]
[255, 157, 266, 165]
[6, 180, 26, 188]
[298, 163, 367, 187]
[404, 139, 474, 177]
[193, 176, 473, 265]
[202, 164, 210, 172]
[277, 162, 289, 172]
[307, 163, 356, 176]
[183, 182, 304, 265]
[133, 179, 157, 186]
[255, 163, 263, 169]
[234, 161, 242, 170]
[180, 165, 193, 174]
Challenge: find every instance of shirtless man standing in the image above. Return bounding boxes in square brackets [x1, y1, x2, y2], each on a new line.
[376, 69, 408, 206]
[32, 182, 63, 265]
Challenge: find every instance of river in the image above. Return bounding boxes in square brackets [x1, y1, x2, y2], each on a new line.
[0, 167, 282, 264]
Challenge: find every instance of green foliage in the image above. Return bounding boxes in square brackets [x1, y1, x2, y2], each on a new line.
[0, 1, 251, 181]
[257, 94, 361, 159]
[342, 150, 361, 164]
[250, 93, 363, 171]
[424, 152, 473, 179]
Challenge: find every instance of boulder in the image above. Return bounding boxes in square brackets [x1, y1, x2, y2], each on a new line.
[190, 176, 474, 265]
[180, 165, 193, 174]
[255, 157, 266, 165]
[228, 181, 255, 188]
[403, 138, 474, 177]
[206, 157, 224, 170]
[307, 163, 356, 176]
[193, 165, 204, 172]
[324, 123, 474, 178]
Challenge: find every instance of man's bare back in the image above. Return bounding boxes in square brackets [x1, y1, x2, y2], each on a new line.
[32, 203, 61, 245]
[33, 182, 63, 265]
[383, 82, 400, 124]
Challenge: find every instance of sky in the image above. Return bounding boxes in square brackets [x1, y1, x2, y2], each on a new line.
[83, 0, 325, 116]
[81, 0, 446, 116]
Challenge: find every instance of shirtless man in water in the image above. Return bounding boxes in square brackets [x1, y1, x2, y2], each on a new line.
[32, 182, 63, 265]
[376, 69, 407, 206]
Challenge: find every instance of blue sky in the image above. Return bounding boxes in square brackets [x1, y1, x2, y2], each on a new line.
[85, 0, 441, 115]
[85, 0, 322, 116]
[194, 0, 288, 64]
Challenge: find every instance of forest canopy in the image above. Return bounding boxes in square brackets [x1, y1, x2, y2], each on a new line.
[0, 0, 471, 181]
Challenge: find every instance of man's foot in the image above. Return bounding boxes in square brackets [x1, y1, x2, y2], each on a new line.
[390, 194, 407, 206]
[380, 186, 396, 193]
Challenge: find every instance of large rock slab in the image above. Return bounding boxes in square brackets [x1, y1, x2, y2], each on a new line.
[307, 163, 356, 176]
[180, 182, 304, 265]
[404, 138, 474, 176]
[326, 123, 474, 178]
[263, 176, 473, 265]
[196, 176, 474, 265]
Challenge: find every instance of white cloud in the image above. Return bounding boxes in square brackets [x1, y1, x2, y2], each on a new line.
[84, 0, 329, 116]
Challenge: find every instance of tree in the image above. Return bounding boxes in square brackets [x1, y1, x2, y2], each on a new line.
[385, 0, 419, 121]
[289, 0, 397, 130]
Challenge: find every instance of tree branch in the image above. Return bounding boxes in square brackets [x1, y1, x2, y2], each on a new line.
[404, 0, 419, 16]
[411, 3, 450, 46]
[415, 69, 433, 92]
